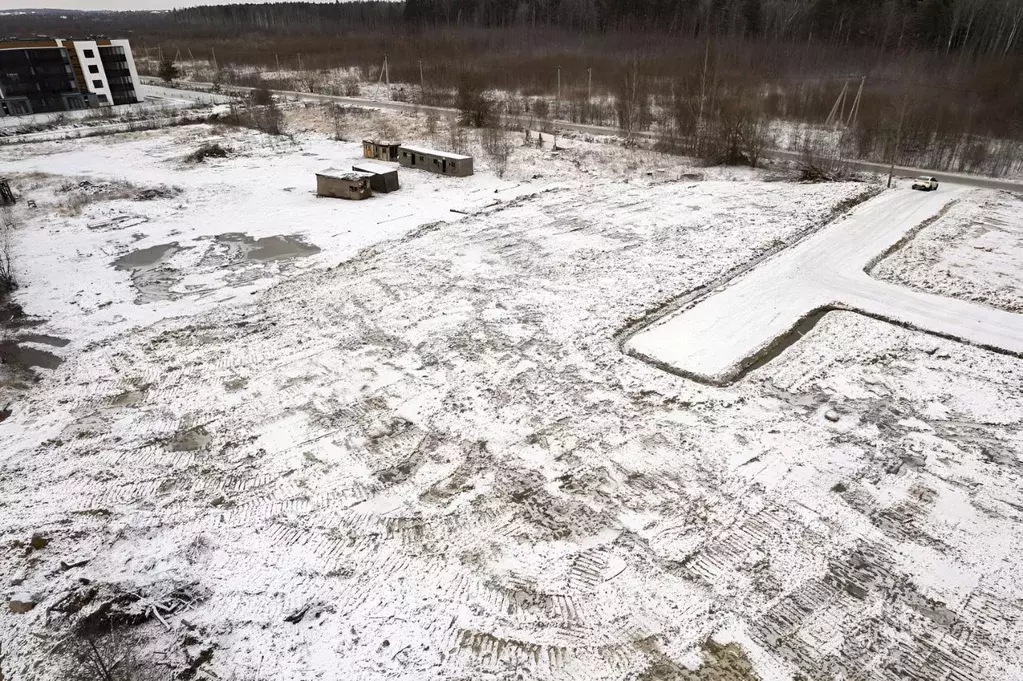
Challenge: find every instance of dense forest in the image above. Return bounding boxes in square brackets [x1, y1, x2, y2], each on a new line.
[5, 1, 1021, 55]
[4, 0, 1022, 175]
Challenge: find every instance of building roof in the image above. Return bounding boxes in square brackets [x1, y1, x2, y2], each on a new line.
[317, 168, 374, 181]
[352, 161, 397, 175]
[363, 139, 401, 147]
[399, 145, 472, 161]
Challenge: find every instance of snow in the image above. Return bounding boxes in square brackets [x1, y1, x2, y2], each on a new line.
[627, 186, 1023, 384]
[0, 124, 530, 348]
[871, 189, 1023, 312]
[1, 117, 1022, 681]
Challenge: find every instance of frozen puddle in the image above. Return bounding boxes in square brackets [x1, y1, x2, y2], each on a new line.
[209, 232, 321, 262]
[113, 242, 182, 270]
[626, 187, 1023, 384]
[113, 233, 320, 303]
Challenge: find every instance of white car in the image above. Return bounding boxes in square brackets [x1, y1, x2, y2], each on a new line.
[911, 176, 939, 191]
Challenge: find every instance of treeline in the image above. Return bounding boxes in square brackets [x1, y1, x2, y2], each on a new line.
[8, 1, 1019, 57]
[401, 0, 1022, 56]
[165, 2, 402, 35]
[157, 0, 1023, 57]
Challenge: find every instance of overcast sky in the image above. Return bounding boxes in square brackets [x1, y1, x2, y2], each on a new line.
[0, 0, 341, 10]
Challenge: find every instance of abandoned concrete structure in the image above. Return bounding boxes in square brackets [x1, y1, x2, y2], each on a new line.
[362, 140, 401, 162]
[316, 169, 373, 200]
[352, 161, 400, 193]
[0, 179, 14, 207]
[398, 145, 473, 177]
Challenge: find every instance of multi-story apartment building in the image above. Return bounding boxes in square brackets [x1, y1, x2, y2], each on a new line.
[0, 38, 143, 116]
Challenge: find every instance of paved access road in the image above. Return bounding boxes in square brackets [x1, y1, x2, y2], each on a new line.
[142, 78, 1023, 194]
[625, 186, 1023, 384]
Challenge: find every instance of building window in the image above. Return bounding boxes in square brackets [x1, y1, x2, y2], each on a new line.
[92, 80, 103, 88]
[98, 94, 108, 103]
[83, 49, 94, 58]
[88, 64, 99, 74]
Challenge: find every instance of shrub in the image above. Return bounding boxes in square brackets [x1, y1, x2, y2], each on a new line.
[249, 82, 274, 106]
[186, 143, 231, 163]
[456, 72, 494, 128]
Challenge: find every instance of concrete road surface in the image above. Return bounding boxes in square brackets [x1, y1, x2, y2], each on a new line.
[625, 186, 1023, 384]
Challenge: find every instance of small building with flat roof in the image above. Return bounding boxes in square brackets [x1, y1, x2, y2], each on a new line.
[363, 139, 401, 162]
[316, 169, 373, 200]
[398, 145, 473, 177]
[352, 161, 400, 193]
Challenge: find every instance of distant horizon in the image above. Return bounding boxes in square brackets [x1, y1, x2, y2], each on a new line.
[0, 0, 372, 11]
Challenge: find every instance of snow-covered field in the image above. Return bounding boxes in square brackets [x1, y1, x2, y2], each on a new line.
[871, 190, 1023, 313]
[1, 115, 1022, 681]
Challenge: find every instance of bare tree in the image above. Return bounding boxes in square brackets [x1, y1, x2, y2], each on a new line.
[0, 209, 16, 297]
[480, 120, 513, 178]
[447, 114, 468, 154]
[330, 103, 347, 141]
[797, 129, 850, 182]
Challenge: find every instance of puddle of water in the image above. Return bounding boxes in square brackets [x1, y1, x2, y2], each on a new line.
[15, 334, 70, 348]
[113, 242, 188, 303]
[1, 341, 63, 370]
[214, 232, 321, 262]
[113, 242, 182, 270]
[112, 233, 319, 304]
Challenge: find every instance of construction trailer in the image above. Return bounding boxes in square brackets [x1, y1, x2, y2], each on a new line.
[398, 145, 473, 177]
[362, 140, 401, 162]
[351, 161, 400, 193]
[316, 169, 373, 200]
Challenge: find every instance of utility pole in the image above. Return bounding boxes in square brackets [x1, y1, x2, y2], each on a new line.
[888, 87, 910, 188]
[275, 53, 281, 73]
[825, 79, 849, 127]
[297, 53, 304, 72]
[211, 47, 218, 72]
[587, 67, 592, 104]
[846, 76, 865, 128]
[697, 38, 710, 149]
[419, 59, 424, 92]
[556, 66, 561, 118]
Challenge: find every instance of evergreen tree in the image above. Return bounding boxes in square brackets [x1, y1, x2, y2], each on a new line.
[157, 57, 180, 83]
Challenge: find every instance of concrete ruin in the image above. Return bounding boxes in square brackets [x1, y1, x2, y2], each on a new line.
[362, 140, 401, 162]
[398, 145, 473, 177]
[315, 169, 373, 200]
[352, 161, 400, 193]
